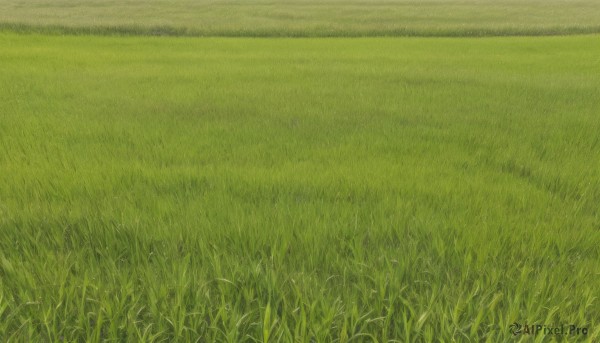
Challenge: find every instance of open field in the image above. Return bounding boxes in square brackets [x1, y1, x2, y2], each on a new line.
[1, 32, 599, 341]
[1, 0, 600, 36]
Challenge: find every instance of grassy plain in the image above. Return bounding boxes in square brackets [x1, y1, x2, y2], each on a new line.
[1, 0, 600, 36]
[1, 32, 599, 341]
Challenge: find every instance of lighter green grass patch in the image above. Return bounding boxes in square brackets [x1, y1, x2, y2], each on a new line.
[0, 0, 600, 36]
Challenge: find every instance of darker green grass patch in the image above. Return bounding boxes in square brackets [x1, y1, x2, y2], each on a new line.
[2, 21, 600, 37]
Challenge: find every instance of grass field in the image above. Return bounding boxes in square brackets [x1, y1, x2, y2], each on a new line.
[2, 0, 600, 341]
[1, 32, 599, 341]
[1, 0, 600, 36]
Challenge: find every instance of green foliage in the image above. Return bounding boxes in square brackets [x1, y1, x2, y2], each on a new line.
[0, 33, 599, 341]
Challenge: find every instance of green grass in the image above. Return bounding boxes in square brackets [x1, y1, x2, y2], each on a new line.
[1, 32, 599, 341]
[1, 0, 600, 37]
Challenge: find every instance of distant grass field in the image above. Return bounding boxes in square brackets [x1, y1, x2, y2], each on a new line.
[1, 0, 600, 36]
[1, 32, 599, 341]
